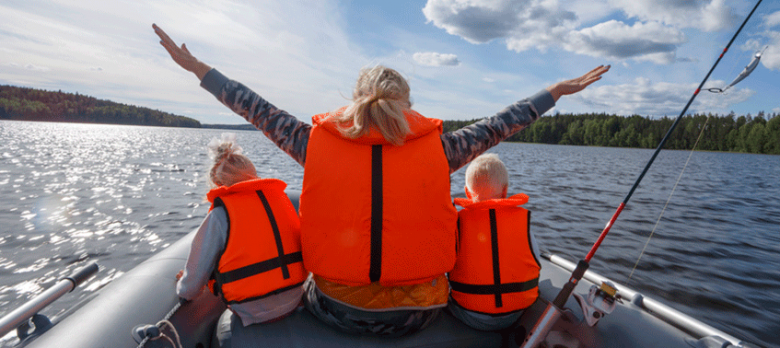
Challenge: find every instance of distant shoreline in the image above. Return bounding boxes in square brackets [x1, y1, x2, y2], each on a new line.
[200, 123, 258, 131]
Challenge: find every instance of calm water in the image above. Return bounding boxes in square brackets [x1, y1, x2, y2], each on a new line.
[0, 121, 778, 347]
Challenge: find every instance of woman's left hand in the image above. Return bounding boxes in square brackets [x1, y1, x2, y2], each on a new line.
[546, 65, 610, 102]
[153, 24, 211, 80]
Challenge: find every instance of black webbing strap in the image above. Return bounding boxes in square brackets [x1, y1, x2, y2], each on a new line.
[489, 209, 502, 307]
[256, 190, 290, 279]
[369, 145, 383, 283]
[449, 278, 540, 296]
[216, 251, 303, 285]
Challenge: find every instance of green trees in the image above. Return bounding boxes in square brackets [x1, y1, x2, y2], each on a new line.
[442, 112, 780, 155]
[0, 85, 201, 128]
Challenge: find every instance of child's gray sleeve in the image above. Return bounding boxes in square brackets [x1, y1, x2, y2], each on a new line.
[176, 208, 227, 300]
[200, 69, 312, 166]
[441, 90, 555, 173]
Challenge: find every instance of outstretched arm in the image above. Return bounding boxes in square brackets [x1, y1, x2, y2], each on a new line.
[442, 65, 610, 173]
[153, 24, 311, 166]
[153, 24, 212, 80]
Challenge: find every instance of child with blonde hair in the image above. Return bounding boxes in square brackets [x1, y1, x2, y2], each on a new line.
[448, 153, 541, 331]
[177, 133, 306, 341]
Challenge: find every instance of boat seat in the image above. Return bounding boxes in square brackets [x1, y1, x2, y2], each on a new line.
[212, 306, 503, 348]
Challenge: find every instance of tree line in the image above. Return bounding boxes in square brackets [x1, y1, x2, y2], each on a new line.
[3, 84, 777, 154]
[443, 112, 780, 155]
[0, 85, 201, 128]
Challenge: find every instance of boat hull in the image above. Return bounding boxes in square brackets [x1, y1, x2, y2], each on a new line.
[20, 191, 751, 348]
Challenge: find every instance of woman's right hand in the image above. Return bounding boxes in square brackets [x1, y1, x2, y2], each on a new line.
[153, 24, 212, 80]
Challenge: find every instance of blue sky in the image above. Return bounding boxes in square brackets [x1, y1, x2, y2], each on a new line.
[1, 0, 779, 124]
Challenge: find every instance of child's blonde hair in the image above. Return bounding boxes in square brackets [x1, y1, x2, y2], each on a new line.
[208, 133, 257, 188]
[334, 65, 412, 146]
[465, 153, 509, 202]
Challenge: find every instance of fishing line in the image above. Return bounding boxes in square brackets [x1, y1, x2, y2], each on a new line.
[712, 48, 752, 94]
[520, 1, 764, 346]
[626, 115, 712, 284]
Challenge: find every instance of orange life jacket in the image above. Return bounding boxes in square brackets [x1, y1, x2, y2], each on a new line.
[207, 178, 306, 304]
[300, 107, 458, 287]
[449, 194, 541, 314]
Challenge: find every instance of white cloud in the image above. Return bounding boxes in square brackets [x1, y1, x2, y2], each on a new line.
[482, 77, 495, 83]
[0, 0, 367, 124]
[773, 107, 780, 114]
[762, 10, 780, 28]
[422, 0, 691, 63]
[564, 20, 686, 64]
[753, 14, 780, 71]
[8, 63, 50, 72]
[574, 78, 755, 116]
[413, 52, 460, 66]
[422, 0, 577, 48]
[610, 0, 736, 31]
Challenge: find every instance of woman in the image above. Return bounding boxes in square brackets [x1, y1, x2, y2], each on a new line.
[153, 23, 608, 338]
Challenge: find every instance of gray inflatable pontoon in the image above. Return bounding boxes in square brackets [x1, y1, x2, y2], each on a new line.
[11, 192, 757, 348]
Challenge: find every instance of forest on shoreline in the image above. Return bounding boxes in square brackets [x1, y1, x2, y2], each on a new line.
[443, 112, 780, 155]
[2, 84, 778, 154]
[0, 85, 201, 128]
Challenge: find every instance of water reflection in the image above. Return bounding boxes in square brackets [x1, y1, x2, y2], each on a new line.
[0, 121, 778, 347]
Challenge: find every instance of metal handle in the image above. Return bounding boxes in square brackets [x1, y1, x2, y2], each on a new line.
[0, 262, 99, 337]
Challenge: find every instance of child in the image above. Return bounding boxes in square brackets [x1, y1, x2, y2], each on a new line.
[176, 133, 307, 332]
[448, 153, 541, 331]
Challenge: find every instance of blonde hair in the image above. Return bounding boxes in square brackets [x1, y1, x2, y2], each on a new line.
[465, 153, 509, 202]
[208, 133, 257, 188]
[334, 65, 412, 146]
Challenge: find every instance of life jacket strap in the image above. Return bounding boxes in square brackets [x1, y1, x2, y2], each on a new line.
[449, 278, 540, 296]
[215, 251, 303, 285]
[369, 144, 383, 282]
[256, 190, 291, 279]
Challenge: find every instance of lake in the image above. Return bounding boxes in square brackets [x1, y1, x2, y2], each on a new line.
[0, 120, 778, 347]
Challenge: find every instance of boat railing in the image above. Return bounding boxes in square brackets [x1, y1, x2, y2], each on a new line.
[546, 254, 747, 348]
[0, 262, 99, 340]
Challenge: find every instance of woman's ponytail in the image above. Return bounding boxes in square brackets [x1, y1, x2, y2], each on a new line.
[335, 66, 411, 146]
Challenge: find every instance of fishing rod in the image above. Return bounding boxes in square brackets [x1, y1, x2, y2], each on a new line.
[520, 1, 764, 346]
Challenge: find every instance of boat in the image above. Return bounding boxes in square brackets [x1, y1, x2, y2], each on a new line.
[1, 191, 758, 348]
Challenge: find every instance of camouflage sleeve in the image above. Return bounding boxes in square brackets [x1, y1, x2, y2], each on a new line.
[441, 89, 555, 173]
[200, 69, 310, 166]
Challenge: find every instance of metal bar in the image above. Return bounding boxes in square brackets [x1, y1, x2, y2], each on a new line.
[0, 262, 98, 338]
[548, 254, 745, 346]
[0, 281, 72, 337]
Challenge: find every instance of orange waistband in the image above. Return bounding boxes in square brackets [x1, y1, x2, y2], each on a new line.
[313, 274, 449, 310]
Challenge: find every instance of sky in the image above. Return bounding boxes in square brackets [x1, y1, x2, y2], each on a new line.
[1, 0, 779, 125]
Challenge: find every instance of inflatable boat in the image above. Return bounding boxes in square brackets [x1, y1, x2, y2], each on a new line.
[1, 191, 757, 348]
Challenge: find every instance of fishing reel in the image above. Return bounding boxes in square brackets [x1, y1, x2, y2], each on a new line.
[573, 281, 622, 327]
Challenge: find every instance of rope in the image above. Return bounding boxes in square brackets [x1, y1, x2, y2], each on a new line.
[626, 115, 712, 284]
[135, 300, 184, 348]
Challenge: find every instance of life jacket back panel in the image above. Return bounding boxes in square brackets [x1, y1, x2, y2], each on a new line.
[208, 178, 306, 304]
[450, 195, 540, 314]
[300, 109, 457, 286]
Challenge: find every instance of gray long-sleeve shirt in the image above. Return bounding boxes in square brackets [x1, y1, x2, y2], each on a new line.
[199, 69, 555, 172]
[176, 207, 303, 326]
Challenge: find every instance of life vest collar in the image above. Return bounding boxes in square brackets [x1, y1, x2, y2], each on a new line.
[207, 178, 287, 204]
[312, 106, 443, 145]
[454, 193, 529, 210]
